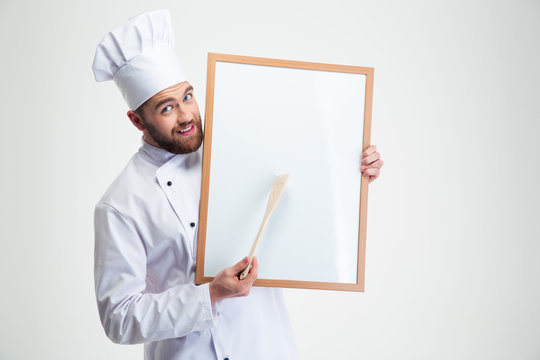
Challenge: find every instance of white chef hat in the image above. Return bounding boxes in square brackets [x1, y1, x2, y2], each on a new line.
[92, 9, 186, 110]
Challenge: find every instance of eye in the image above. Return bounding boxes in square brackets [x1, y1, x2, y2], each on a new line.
[184, 93, 192, 101]
[161, 105, 173, 113]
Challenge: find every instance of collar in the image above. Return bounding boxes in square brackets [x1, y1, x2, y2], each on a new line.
[139, 138, 178, 166]
[138, 138, 203, 170]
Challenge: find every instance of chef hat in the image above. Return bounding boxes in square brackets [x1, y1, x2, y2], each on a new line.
[92, 9, 186, 110]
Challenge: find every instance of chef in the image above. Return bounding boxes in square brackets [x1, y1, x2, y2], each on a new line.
[92, 9, 383, 360]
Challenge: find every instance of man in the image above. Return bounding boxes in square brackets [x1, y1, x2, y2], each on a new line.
[92, 9, 383, 360]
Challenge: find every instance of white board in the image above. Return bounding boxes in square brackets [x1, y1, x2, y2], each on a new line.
[196, 53, 373, 291]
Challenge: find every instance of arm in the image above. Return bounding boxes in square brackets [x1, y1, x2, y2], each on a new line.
[94, 203, 257, 344]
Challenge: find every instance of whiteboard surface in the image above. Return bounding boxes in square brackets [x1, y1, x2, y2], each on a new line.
[204, 61, 366, 284]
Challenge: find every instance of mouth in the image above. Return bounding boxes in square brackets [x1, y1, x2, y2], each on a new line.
[177, 124, 195, 136]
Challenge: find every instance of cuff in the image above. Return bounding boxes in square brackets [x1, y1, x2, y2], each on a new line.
[197, 282, 219, 327]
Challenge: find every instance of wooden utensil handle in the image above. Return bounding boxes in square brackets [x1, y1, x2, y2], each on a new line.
[239, 174, 289, 280]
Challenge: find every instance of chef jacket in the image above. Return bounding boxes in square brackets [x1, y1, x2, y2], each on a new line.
[94, 140, 298, 360]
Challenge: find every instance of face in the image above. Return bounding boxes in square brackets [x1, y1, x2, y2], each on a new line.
[130, 82, 203, 154]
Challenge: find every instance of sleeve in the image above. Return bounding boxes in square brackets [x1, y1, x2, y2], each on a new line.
[93, 202, 217, 344]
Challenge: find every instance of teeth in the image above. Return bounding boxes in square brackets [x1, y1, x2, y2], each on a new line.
[179, 125, 193, 133]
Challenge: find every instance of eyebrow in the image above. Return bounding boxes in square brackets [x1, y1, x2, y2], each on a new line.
[153, 85, 194, 111]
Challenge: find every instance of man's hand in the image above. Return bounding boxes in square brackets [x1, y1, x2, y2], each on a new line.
[209, 257, 258, 303]
[361, 145, 384, 183]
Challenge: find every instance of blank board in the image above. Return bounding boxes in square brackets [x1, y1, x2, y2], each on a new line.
[196, 53, 373, 291]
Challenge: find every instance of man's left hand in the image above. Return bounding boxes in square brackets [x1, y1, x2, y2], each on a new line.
[361, 145, 384, 183]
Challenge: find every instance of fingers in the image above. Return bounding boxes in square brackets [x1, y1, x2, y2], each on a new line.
[362, 167, 380, 182]
[360, 145, 383, 183]
[244, 256, 258, 282]
[361, 159, 384, 171]
[361, 146, 381, 183]
[232, 257, 257, 298]
[361, 151, 381, 166]
[362, 145, 377, 158]
[239, 257, 258, 297]
[230, 257, 250, 275]
[362, 167, 380, 176]
[210, 257, 258, 303]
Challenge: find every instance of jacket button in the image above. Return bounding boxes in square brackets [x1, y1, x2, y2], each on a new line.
[190, 222, 196, 227]
[167, 181, 172, 186]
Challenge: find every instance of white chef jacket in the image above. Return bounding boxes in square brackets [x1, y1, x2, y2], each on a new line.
[94, 140, 298, 360]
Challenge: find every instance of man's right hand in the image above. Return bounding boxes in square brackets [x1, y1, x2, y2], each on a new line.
[209, 256, 258, 303]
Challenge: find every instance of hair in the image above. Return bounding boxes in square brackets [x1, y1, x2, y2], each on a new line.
[134, 99, 149, 122]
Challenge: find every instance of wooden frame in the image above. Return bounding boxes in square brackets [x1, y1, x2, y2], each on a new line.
[196, 53, 374, 291]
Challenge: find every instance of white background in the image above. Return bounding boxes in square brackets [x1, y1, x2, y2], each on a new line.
[1, 1, 539, 359]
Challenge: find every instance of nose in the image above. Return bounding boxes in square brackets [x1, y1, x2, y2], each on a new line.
[176, 104, 194, 124]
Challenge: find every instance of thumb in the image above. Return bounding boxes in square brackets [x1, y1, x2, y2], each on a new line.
[231, 257, 250, 273]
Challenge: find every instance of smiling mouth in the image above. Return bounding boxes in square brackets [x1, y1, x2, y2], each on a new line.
[177, 124, 195, 136]
[179, 125, 193, 133]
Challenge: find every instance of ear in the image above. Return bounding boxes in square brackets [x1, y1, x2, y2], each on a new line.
[127, 110, 146, 131]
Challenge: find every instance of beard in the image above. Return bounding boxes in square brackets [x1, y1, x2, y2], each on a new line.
[144, 116, 204, 154]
